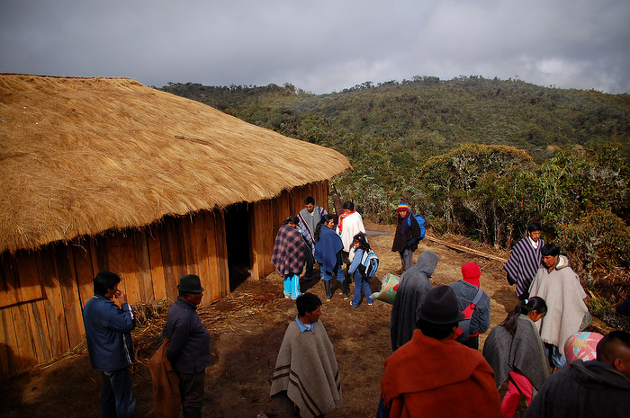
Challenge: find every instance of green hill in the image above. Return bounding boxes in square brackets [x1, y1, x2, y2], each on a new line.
[161, 77, 630, 315]
[160, 76, 630, 162]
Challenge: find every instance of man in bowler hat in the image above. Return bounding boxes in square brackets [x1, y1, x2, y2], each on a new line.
[163, 274, 211, 418]
[378, 285, 502, 418]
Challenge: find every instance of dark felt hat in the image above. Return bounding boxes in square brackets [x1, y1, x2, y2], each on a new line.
[177, 274, 204, 293]
[417, 285, 465, 324]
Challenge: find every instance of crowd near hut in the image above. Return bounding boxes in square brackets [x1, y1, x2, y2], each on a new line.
[0, 74, 350, 374]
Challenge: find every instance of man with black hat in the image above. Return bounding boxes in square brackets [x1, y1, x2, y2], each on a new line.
[163, 274, 211, 418]
[378, 285, 502, 418]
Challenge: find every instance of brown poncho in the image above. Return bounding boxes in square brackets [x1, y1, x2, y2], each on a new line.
[270, 320, 342, 418]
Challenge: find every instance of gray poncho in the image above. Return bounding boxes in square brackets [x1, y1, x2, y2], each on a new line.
[390, 251, 437, 351]
[482, 315, 550, 392]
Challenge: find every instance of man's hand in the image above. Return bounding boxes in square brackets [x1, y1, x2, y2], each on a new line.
[115, 290, 128, 304]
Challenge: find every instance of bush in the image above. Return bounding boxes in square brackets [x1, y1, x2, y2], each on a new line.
[556, 210, 630, 274]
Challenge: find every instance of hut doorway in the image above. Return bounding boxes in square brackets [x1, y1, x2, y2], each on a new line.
[224, 202, 252, 291]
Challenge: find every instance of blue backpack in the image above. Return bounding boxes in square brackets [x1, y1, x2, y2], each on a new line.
[357, 249, 379, 278]
[407, 214, 426, 243]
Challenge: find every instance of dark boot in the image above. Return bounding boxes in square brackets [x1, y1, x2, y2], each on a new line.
[324, 280, 332, 301]
[341, 280, 349, 300]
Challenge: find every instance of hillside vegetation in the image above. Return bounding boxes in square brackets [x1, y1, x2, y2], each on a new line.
[160, 76, 630, 313]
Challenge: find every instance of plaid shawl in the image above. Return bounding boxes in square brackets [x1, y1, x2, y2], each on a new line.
[272, 224, 305, 276]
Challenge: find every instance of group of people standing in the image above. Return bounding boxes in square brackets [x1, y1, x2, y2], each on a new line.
[485, 222, 628, 417]
[271, 213, 629, 418]
[273, 196, 369, 303]
[82, 212, 629, 418]
[378, 220, 629, 418]
[503, 223, 591, 370]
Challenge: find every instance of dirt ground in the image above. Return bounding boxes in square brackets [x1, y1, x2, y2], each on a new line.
[0, 222, 611, 418]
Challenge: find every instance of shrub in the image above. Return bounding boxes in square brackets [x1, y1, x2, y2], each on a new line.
[556, 210, 630, 275]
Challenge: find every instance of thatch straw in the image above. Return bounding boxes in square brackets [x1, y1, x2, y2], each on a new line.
[0, 75, 351, 253]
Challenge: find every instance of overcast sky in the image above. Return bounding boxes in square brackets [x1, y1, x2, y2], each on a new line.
[1, 0, 629, 94]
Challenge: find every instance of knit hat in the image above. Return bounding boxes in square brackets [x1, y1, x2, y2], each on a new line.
[417, 285, 465, 325]
[461, 262, 481, 287]
[397, 201, 410, 213]
[177, 274, 204, 293]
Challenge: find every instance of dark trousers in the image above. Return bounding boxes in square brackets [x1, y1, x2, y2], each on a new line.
[399, 248, 414, 272]
[461, 335, 480, 350]
[304, 243, 315, 279]
[101, 368, 136, 418]
[177, 370, 206, 418]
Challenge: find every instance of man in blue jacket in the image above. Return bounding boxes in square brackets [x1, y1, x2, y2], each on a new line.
[83, 270, 137, 418]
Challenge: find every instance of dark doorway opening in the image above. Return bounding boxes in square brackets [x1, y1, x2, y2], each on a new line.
[224, 202, 252, 291]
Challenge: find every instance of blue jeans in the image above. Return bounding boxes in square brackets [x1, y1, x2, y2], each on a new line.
[322, 265, 346, 283]
[545, 343, 567, 369]
[101, 367, 136, 418]
[305, 260, 324, 281]
[351, 272, 373, 307]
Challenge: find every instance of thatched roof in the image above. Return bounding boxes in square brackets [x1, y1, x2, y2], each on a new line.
[0, 74, 351, 254]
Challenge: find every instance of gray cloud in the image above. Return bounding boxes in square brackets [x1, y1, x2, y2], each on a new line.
[1, 0, 628, 93]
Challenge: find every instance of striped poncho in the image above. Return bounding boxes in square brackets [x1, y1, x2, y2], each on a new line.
[297, 206, 327, 256]
[503, 237, 545, 297]
[271, 320, 342, 418]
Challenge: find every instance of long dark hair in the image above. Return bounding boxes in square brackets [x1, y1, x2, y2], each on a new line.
[283, 216, 299, 226]
[353, 232, 370, 252]
[501, 296, 547, 336]
[314, 214, 334, 242]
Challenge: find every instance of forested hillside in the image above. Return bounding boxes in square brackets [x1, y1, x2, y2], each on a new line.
[161, 76, 630, 162]
[160, 76, 630, 314]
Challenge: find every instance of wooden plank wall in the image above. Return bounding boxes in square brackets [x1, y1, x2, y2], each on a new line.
[0, 181, 330, 374]
[250, 180, 330, 280]
[0, 207, 229, 374]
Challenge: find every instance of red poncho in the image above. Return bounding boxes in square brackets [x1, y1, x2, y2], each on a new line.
[380, 330, 502, 418]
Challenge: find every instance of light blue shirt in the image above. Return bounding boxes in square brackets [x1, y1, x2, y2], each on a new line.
[295, 315, 314, 333]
